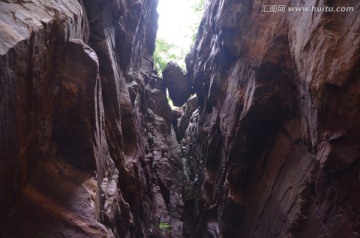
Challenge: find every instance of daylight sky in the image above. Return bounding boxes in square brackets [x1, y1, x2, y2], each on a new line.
[156, 0, 202, 52]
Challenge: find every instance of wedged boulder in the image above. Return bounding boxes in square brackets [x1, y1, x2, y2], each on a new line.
[162, 61, 192, 106]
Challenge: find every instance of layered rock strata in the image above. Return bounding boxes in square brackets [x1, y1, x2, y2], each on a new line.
[183, 0, 360, 237]
[0, 0, 183, 237]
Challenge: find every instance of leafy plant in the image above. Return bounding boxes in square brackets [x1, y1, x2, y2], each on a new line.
[153, 0, 206, 74]
[153, 38, 186, 74]
[189, 0, 206, 42]
[159, 222, 172, 230]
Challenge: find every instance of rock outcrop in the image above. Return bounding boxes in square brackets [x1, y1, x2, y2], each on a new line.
[0, 0, 183, 237]
[162, 61, 192, 106]
[172, 95, 197, 142]
[182, 0, 360, 237]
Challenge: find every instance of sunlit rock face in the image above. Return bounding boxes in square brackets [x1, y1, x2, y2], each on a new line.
[183, 0, 360, 237]
[0, 0, 184, 237]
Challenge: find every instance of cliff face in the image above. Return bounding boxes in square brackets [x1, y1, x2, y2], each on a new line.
[183, 0, 360, 237]
[0, 0, 183, 237]
[1, 0, 360, 237]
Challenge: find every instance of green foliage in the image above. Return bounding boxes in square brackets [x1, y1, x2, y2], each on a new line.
[153, 0, 206, 75]
[192, 0, 206, 20]
[153, 38, 186, 74]
[159, 222, 172, 230]
[189, 0, 206, 42]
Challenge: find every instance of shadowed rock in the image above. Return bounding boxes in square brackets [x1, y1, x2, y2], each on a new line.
[0, 0, 184, 237]
[162, 61, 192, 106]
[181, 0, 360, 237]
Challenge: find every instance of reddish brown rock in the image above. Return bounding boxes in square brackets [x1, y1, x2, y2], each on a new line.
[0, 0, 183, 237]
[1, 0, 359, 237]
[182, 0, 360, 237]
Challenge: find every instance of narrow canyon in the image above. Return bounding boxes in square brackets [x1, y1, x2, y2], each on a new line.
[0, 0, 359, 237]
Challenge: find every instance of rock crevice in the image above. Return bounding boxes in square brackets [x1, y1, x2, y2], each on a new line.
[0, 0, 360, 237]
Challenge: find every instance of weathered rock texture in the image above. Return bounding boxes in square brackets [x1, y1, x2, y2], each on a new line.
[173, 95, 197, 142]
[183, 0, 360, 237]
[1, 0, 360, 237]
[0, 0, 183, 237]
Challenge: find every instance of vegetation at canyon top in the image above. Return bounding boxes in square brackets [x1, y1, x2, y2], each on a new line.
[153, 38, 185, 72]
[154, 0, 206, 74]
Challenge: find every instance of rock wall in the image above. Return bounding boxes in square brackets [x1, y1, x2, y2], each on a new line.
[0, 0, 183, 237]
[1, 0, 360, 237]
[183, 0, 360, 237]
